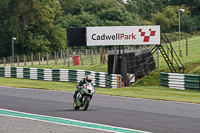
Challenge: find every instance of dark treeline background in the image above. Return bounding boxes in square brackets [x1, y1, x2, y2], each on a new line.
[0, 0, 199, 57]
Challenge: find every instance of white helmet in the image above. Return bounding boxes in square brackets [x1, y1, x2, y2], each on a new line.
[86, 75, 92, 83]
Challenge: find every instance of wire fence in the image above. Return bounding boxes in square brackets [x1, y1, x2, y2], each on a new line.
[1, 36, 198, 71]
[0, 45, 151, 67]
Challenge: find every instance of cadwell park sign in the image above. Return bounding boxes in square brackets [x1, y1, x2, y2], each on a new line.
[67, 25, 160, 47]
[86, 26, 160, 46]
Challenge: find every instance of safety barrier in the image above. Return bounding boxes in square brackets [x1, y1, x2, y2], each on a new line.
[160, 72, 200, 90]
[0, 67, 122, 88]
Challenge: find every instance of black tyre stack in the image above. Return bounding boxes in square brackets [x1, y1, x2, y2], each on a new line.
[108, 48, 156, 86]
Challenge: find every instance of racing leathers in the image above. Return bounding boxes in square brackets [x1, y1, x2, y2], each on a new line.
[73, 78, 88, 100]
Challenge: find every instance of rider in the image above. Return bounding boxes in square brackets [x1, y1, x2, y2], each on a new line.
[73, 75, 93, 100]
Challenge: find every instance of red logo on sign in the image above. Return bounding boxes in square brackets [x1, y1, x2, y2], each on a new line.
[138, 29, 156, 42]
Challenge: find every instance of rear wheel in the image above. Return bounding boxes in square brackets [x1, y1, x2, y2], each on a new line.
[83, 96, 90, 111]
[73, 101, 80, 110]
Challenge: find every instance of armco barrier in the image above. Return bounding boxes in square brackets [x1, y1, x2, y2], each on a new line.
[0, 67, 122, 88]
[160, 72, 200, 90]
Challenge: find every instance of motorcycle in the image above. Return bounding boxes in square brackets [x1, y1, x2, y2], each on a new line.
[73, 82, 95, 111]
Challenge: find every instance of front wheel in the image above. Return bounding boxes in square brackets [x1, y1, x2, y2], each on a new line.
[73, 101, 80, 110]
[82, 96, 90, 111]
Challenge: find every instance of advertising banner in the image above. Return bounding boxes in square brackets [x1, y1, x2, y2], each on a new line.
[86, 26, 160, 46]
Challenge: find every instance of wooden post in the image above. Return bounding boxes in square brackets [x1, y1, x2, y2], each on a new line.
[17, 55, 19, 67]
[31, 53, 33, 65]
[54, 52, 57, 65]
[103, 49, 105, 64]
[87, 49, 90, 65]
[90, 49, 93, 65]
[3, 57, 6, 67]
[105, 49, 107, 63]
[103, 49, 107, 64]
[10, 56, 12, 66]
[56, 52, 58, 64]
[61, 50, 63, 59]
[38, 53, 41, 65]
[100, 47, 103, 64]
[27, 55, 29, 65]
[23, 55, 25, 66]
[46, 52, 49, 65]
[79, 50, 84, 66]
[186, 38, 188, 56]
[63, 50, 65, 65]
[95, 49, 98, 56]
[23, 54, 26, 66]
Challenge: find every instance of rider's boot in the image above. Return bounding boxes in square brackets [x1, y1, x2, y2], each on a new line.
[73, 90, 78, 101]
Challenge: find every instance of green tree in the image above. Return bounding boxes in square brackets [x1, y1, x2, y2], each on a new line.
[125, 0, 164, 20]
[166, 0, 200, 13]
[0, 0, 11, 56]
[60, 12, 100, 28]
[181, 14, 197, 34]
[0, 0, 66, 57]
[150, 5, 190, 32]
[60, 0, 141, 28]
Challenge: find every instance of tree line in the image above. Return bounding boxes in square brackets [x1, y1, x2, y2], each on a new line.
[0, 0, 199, 57]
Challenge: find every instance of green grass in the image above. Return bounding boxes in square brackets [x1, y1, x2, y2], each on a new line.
[23, 55, 108, 73]
[155, 36, 200, 72]
[0, 77, 76, 91]
[136, 36, 200, 86]
[136, 60, 200, 86]
[30, 63, 107, 73]
[0, 77, 200, 103]
[189, 65, 200, 75]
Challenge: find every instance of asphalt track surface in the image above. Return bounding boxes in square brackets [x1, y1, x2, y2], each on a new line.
[0, 86, 200, 133]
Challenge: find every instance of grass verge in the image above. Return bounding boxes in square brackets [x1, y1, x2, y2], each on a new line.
[1, 77, 200, 104]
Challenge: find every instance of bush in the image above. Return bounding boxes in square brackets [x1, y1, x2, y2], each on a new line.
[165, 32, 192, 42]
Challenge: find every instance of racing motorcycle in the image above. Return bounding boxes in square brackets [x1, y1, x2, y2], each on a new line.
[73, 83, 95, 111]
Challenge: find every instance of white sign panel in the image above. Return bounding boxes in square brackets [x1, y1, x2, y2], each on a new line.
[86, 26, 160, 46]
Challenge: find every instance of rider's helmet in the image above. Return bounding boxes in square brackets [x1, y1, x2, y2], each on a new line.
[86, 75, 92, 83]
